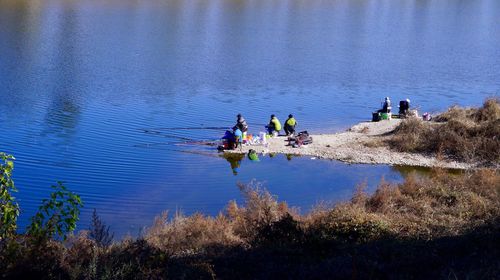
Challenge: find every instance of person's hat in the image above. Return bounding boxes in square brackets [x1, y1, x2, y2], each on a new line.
[406, 98, 410, 102]
[271, 114, 275, 118]
[237, 114, 242, 118]
[385, 97, 390, 101]
[288, 114, 293, 118]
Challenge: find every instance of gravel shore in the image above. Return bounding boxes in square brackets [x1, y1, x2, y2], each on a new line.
[225, 120, 473, 169]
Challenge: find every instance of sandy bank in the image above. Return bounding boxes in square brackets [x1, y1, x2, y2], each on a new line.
[225, 120, 474, 169]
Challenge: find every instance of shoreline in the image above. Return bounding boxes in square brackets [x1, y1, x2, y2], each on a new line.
[225, 119, 475, 170]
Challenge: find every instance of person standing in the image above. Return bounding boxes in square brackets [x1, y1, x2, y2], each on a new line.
[284, 114, 297, 136]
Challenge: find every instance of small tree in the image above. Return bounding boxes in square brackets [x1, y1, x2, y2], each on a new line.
[0, 153, 20, 240]
[27, 182, 83, 241]
[89, 208, 114, 247]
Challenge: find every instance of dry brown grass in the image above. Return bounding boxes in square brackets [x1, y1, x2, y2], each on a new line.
[144, 181, 293, 256]
[2, 169, 499, 279]
[227, 181, 291, 241]
[362, 138, 385, 148]
[145, 211, 239, 256]
[305, 169, 499, 240]
[390, 98, 500, 164]
[360, 126, 370, 134]
[144, 168, 499, 248]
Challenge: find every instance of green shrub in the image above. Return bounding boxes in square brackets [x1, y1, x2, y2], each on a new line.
[27, 182, 83, 241]
[0, 153, 19, 239]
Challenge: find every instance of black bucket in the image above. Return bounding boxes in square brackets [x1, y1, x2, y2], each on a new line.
[372, 112, 380, 122]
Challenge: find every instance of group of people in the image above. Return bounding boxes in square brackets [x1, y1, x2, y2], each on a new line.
[222, 114, 298, 150]
[266, 114, 297, 136]
[234, 113, 297, 137]
[376, 97, 411, 117]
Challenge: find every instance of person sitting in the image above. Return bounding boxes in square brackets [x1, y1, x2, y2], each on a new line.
[233, 127, 243, 148]
[233, 114, 249, 139]
[266, 114, 282, 136]
[284, 114, 297, 136]
[378, 97, 392, 114]
[220, 130, 235, 150]
[399, 99, 410, 117]
[220, 128, 242, 150]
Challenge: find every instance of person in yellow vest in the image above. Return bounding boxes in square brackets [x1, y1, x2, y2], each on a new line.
[266, 114, 282, 136]
[284, 114, 297, 136]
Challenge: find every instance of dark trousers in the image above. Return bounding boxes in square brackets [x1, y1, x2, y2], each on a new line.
[284, 125, 295, 136]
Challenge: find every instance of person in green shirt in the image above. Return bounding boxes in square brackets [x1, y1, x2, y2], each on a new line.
[266, 114, 282, 136]
[284, 114, 297, 136]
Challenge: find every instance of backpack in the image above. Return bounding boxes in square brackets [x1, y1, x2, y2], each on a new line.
[289, 131, 313, 147]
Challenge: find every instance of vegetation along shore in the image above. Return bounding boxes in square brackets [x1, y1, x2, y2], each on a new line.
[1, 99, 499, 279]
[227, 98, 500, 169]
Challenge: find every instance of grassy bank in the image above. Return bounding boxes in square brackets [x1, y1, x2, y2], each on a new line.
[1, 168, 498, 279]
[1, 99, 499, 279]
[390, 98, 500, 165]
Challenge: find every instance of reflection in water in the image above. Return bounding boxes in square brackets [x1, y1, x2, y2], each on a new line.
[391, 165, 433, 178]
[223, 153, 245, 175]
[390, 165, 464, 178]
[0, 0, 498, 236]
[42, 5, 82, 147]
[224, 153, 459, 184]
[285, 154, 299, 161]
[43, 98, 80, 139]
[247, 149, 259, 162]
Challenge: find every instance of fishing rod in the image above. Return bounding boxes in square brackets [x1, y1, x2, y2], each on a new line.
[142, 122, 267, 131]
[134, 139, 220, 148]
[141, 130, 199, 141]
[133, 144, 221, 159]
[142, 126, 230, 131]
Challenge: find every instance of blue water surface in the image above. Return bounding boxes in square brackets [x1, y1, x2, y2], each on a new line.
[0, 0, 499, 236]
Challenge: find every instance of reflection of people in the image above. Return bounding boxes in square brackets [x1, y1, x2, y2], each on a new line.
[266, 114, 282, 136]
[284, 114, 297, 136]
[247, 149, 259, 161]
[224, 153, 245, 175]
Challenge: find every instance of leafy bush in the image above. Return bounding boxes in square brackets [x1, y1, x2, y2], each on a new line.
[0, 153, 19, 240]
[1, 149, 498, 278]
[27, 182, 83, 241]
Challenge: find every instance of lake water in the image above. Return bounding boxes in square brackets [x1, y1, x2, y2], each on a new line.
[1, 0, 499, 236]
